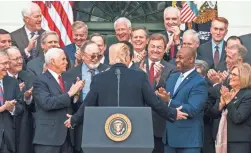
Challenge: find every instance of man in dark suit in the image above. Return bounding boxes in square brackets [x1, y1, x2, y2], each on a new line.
[161, 7, 183, 62]
[0, 29, 12, 50]
[63, 40, 109, 153]
[156, 47, 208, 153]
[6, 46, 35, 153]
[63, 21, 88, 67]
[239, 33, 251, 65]
[64, 42, 188, 132]
[197, 17, 229, 70]
[136, 33, 176, 153]
[26, 31, 64, 76]
[32, 48, 85, 153]
[90, 33, 110, 65]
[11, 3, 45, 63]
[0, 50, 24, 153]
[131, 27, 148, 63]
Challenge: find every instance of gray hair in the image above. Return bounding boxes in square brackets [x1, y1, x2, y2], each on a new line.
[21, 2, 40, 17]
[163, 7, 181, 18]
[114, 17, 131, 29]
[229, 44, 248, 60]
[195, 59, 209, 76]
[5, 46, 20, 55]
[72, 21, 88, 32]
[41, 31, 59, 44]
[183, 29, 200, 44]
[44, 48, 64, 64]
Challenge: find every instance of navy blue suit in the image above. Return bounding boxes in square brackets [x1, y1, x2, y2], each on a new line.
[63, 43, 77, 67]
[163, 70, 208, 153]
[71, 63, 178, 126]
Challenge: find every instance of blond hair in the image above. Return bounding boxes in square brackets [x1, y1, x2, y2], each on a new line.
[231, 63, 251, 89]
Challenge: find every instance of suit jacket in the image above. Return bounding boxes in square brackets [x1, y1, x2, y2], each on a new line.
[26, 56, 44, 77]
[9, 71, 35, 153]
[136, 58, 176, 137]
[32, 70, 74, 146]
[62, 63, 109, 151]
[11, 26, 45, 63]
[71, 63, 178, 126]
[240, 33, 251, 65]
[163, 70, 208, 148]
[209, 88, 251, 142]
[197, 40, 226, 69]
[0, 76, 23, 152]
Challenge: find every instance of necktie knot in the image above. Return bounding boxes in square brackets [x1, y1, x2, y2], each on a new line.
[30, 32, 36, 38]
[215, 45, 219, 50]
[89, 69, 95, 80]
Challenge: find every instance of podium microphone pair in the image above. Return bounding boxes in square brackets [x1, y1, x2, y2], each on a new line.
[114, 68, 121, 107]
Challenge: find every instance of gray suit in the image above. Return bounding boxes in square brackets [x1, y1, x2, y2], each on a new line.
[10, 26, 45, 62]
[32, 70, 74, 153]
[197, 40, 226, 70]
[240, 33, 251, 65]
[26, 56, 44, 77]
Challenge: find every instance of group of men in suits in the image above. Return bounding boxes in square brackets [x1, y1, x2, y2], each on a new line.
[1, 2, 251, 153]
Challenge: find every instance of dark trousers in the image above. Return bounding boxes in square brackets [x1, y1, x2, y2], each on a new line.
[0, 139, 13, 153]
[153, 136, 164, 153]
[34, 136, 72, 153]
[164, 143, 201, 153]
[228, 142, 251, 153]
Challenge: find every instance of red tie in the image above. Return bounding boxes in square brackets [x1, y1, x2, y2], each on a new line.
[170, 44, 175, 59]
[214, 46, 219, 67]
[0, 84, 4, 106]
[149, 62, 155, 84]
[58, 75, 65, 93]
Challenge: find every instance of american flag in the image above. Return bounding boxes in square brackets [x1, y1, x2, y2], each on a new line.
[32, 1, 73, 47]
[180, 1, 199, 23]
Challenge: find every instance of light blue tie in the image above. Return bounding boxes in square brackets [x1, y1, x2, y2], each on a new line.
[174, 73, 184, 93]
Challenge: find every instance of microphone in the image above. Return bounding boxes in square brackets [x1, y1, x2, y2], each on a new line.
[115, 68, 121, 107]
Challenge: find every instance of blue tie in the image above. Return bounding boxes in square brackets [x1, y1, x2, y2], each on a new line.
[0, 83, 4, 106]
[174, 74, 184, 93]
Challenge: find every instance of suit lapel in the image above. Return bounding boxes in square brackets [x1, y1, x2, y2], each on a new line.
[228, 89, 246, 106]
[208, 41, 214, 63]
[2, 77, 9, 100]
[45, 71, 63, 94]
[21, 26, 29, 47]
[173, 70, 197, 97]
[219, 41, 226, 63]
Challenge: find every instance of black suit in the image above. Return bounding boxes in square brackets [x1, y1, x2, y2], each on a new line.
[62, 63, 110, 152]
[208, 88, 251, 153]
[8, 71, 35, 153]
[197, 40, 226, 69]
[32, 70, 74, 153]
[71, 63, 177, 129]
[0, 76, 23, 153]
[136, 58, 176, 153]
[10, 27, 45, 64]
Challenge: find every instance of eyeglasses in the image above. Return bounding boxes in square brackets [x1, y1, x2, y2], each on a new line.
[83, 52, 102, 60]
[9, 57, 23, 62]
[0, 61, 10, 66]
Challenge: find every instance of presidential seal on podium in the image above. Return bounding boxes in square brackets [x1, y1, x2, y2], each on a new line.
[105, 113, 132, 142]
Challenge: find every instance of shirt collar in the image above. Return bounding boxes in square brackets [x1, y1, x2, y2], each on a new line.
[128, 61, 133, 68]
[7, 71, 18, 79]
[24, 26, 37, 38]
[181, 67, 196, 79]
[148, 58, 161, 68]
[48, 69, 60, 83]
[100, 56, 105, 64]
[212, 39, 224, 51]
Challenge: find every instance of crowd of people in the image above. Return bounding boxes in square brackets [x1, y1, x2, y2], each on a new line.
[1, 2, 251, 153]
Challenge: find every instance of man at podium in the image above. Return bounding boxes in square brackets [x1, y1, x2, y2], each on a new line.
[64, 42, 188, 128]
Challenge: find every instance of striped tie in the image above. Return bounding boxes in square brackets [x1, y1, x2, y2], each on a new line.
[0, 84, 4, 106]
